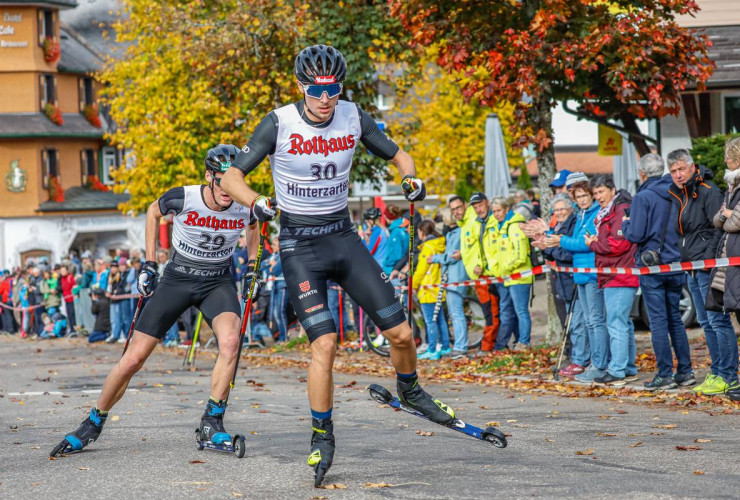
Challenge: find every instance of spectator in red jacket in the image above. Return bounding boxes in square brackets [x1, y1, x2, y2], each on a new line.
[585, 175, 639, 387]
[0, 270, 17, 333]
[59, 263, 76, 334]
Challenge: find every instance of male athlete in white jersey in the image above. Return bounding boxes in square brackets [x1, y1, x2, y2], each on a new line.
[220, 44, 455, 485]
[51, 145, 260, 457]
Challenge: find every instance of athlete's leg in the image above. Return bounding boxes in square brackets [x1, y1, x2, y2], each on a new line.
[308, 332, 337, 412]
[207, 311, 241, 400]
[96, 331, 159, 410]
[382, 321, 416, 374]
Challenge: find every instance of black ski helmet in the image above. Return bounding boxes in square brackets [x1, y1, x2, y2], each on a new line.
[294, 44, 347, 85]
[205, 144, 240, 173]
[363, 207, 382, 220]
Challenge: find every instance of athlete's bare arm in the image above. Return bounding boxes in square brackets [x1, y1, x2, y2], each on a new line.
[246, 221, 260, 261]
[220, 169, 261, 209]
[144, 200, 164, 262]
[390, 149, 416, 179]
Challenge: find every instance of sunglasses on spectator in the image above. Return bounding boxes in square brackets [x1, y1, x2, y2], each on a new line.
[303, 83, 343, 99]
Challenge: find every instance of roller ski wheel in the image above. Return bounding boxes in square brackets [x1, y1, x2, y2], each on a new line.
[308, 417, 335, 488]
[367, 383, 507, 449]
[50, 408, 106, 458]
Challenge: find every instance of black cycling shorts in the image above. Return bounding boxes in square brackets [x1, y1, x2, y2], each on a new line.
[135, 263, 241, 339]
[279, 226, 407, 342]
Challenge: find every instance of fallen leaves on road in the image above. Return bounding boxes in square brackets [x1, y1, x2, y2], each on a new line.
[629, 442, 643, 448]
[653, 424, 676, 429]
[189, 460, 205, 464]
[110, 415, 120, 422]
[695, 438, 712, 443]
[364, 482, 393, 488]
[596, 432, 617, 437]
[575, 449, 595, 456]
[231, 492, 243, 498]
[694, 470, 705, 475]
[338, 380, 357, 388]
[545, 436, 555, 442]
[415, 430, 435, 437]
[318, 483, 347, 490]
[78, 467, 90, 470]
[485, 421, 500, 427]
[676, 445, 702, 451]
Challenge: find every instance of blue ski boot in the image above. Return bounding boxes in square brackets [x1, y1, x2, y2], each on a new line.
[308, 417, 335, 487]
[199, 398, 232, 446]
[50, 408, 107, 457]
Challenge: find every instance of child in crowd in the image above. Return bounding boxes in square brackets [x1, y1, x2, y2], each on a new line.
[39, 307, 67, 339]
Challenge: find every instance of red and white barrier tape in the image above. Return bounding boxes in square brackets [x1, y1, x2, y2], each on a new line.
[0, 292, 141, 313]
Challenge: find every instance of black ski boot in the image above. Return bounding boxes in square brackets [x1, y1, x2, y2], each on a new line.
[397, 379, 455, 426]
[50, 408, 107, 457]
[308, 417, 335, 487]
[199, 399, 232, 445]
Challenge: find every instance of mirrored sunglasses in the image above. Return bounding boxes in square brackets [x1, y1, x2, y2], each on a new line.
[303, 83, 343, 99]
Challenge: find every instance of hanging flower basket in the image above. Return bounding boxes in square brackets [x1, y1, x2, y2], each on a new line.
[86, 174, 108, 192]
[49, 176, 65, 202]
[43, 36, 61, 63]
[44, 102, 63, 125]
[83, 103, 102, 128]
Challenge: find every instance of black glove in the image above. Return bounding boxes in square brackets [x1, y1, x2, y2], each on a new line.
[401, 175, 426, 202]
[137, 261, 159, 297]
[252, 195, 278, 222]
[241, 260, 261, 300]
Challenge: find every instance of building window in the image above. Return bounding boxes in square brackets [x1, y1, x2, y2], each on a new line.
[376, 94, 394, 111]
[80, 149, 97, 185]
[40, 74, 56, 108]
[80, 76, 94, 109]
[101, 147, 118, 185]
[724, 96, 740, 134]
[41, 149, 59, 189]
[38, 9, 55, 45]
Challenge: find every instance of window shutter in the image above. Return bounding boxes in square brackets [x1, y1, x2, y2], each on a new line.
[41, 150, 49, 188]
[80, 150, 86, 185]
[78, 78, 84, 111]
[52, 11, 57, 41]
[38, 10, 44, 45]
[52, 75, 58, 105]
[39, 75, 46, 109]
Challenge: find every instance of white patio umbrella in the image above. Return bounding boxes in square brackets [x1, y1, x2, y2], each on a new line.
[484, 113, 512, 198]
[613, 133, 639, 195]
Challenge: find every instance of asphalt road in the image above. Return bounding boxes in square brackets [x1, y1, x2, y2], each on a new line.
[1, 337, 739, 500]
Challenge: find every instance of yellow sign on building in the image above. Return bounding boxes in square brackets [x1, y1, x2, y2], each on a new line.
[598, 124, 623, 156]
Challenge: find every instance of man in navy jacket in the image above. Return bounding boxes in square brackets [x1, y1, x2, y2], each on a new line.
[623, 153, 694, 391]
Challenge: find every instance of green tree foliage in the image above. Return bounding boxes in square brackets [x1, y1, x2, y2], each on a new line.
[103, 0, 409, 212]
[691, 133, 740, 191]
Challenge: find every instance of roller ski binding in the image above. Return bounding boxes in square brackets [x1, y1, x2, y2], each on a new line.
[308, 417, 335, 487]
[195, 399, 246, 458]
[50, 408, 106, 458]
[369, 383, 507, 448]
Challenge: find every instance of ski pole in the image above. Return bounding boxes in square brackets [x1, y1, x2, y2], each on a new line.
[553, 285, 579, 381]
[432, 269, 448, 323]
[226, 221, 268, 405]
[359, 307, 364, 352]
[407, 202, 415, 328]
[183, 311, 203, 367]
[338, 288, 344, 345]
[121, 296, 144, 357]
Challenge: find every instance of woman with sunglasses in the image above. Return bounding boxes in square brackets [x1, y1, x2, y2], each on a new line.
[220, 44, 457, 486]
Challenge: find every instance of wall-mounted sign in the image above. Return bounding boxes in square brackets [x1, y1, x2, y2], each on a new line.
[6, 160, 27, 192]
[1, 11, 27, 48]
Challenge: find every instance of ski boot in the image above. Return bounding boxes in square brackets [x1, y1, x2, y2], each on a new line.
[50, 408, 106, 457]
[397, 378, 455, 426]
[196, 399, 245, 458]
[308, 417, 335, 487]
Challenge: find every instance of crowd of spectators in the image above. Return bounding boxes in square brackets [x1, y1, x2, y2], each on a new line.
[2, 143, 739, 401]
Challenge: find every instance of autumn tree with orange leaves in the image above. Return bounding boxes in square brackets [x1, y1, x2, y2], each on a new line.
[390, 0, 714, 208]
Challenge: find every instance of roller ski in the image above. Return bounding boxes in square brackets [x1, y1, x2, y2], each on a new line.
[368, 383, 507, 448]
[195, 399, 246, 458]
[50, 408, 107, 458]
[308, 417, 335, 487]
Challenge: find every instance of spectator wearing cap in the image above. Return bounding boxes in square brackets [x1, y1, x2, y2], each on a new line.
[623, 154, 694, 390]
[667, 148, 737, 398]
[552, 175, 608, 382]
[88, 287, 111, 343]
[535, 194, 588, 376]
[384, 204, 410, 279]
[430, 196, 471, 359]
[487, 196, 534, 350]
[549, 169, 573, 195]
[709, 138, 740, 400]
[585, 175, 639, 387]
[460, 192, 500, 355]
[362, 207, 389, 269]
[106, 259, 131, 343]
